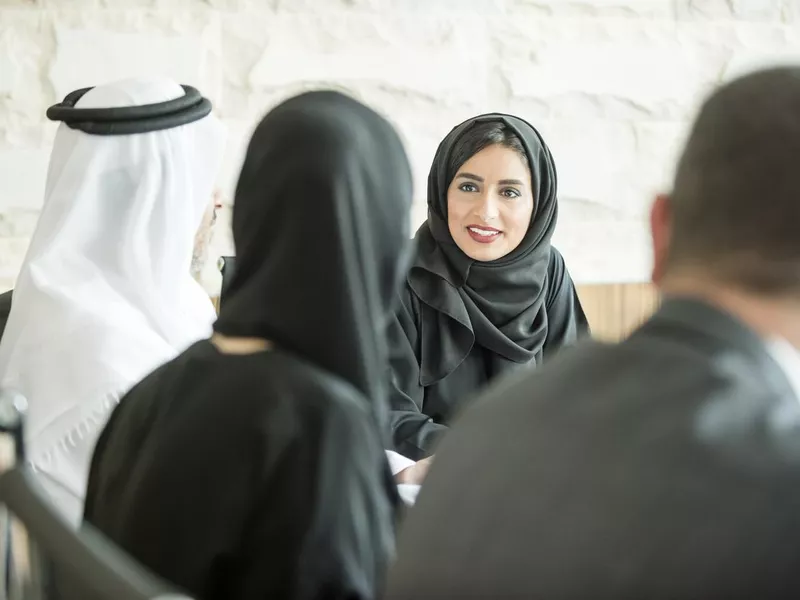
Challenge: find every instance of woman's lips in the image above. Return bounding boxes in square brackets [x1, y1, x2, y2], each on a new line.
[467, 225, 501, 244]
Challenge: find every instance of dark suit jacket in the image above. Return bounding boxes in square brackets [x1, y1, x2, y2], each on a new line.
[0, 289, 12, 341]
[386, 297, 800, 599]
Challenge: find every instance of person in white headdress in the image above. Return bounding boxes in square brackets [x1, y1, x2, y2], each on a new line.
[0, 76, 226, 525]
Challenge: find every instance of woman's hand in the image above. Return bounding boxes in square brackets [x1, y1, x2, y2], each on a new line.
[395, 456, 434, 485]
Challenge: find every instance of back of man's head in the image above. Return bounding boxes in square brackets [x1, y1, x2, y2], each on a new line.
[666, 67, 800, 295]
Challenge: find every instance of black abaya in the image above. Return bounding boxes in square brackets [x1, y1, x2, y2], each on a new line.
[83, 90, 414, 600]
[387, 114, 589, 459]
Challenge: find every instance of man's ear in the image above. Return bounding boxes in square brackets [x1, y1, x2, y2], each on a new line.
[650, 193, 672, 286]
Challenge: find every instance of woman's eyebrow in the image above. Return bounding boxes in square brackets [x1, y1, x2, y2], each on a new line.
[456, 172, 484, 182]
[456, 173, 526, 186]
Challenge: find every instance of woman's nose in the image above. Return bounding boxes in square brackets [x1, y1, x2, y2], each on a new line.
[474, 192, 499, 221]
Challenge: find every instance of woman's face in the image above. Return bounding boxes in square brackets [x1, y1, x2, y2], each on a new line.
[447, 144, 534, 262]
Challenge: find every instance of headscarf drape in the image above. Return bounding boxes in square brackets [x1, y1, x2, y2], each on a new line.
[214, 91, 414, 429]
[0, 77, 225, 487]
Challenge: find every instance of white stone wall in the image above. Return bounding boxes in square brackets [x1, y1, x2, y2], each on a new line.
[1, 0, 799, 291]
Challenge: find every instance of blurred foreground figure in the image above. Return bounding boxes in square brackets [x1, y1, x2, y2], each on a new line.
[0, 77, 224, 525]
[386, 66, 800, 599]
[84, 91, 414, 600]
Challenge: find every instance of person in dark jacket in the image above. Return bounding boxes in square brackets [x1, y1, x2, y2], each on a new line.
[388, 114, 588, 470]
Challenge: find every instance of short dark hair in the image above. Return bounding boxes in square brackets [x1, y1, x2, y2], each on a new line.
[446, 121, 527, 184]
[666, 67, 800, 294]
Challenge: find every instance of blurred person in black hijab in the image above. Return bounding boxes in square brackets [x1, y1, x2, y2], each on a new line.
[83, 90, 414, 600]
[388, 114, 588, 473]
[386, 67, 800, 599]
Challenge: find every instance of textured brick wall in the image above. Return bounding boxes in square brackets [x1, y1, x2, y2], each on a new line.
[1, 0, 799, 292]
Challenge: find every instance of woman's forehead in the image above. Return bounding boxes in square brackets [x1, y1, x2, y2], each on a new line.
[458, 145, 531, 179]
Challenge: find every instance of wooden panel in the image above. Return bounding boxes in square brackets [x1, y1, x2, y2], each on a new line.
[576, 283, 660, 341]
[211, 283, 661, 342]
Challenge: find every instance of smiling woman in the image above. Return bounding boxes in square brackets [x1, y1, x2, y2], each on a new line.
[387, 114, 590, 471]
[446, 123, 534, 261]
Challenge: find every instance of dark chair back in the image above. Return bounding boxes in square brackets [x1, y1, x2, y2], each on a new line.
[0, 390, 193, 600]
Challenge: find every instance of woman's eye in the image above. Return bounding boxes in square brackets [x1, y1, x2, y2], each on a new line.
[501, 188, 521, 198]
[459, 183, 478, 193]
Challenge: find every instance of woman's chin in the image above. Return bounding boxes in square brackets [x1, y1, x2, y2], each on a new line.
[459, 241, 511, 262]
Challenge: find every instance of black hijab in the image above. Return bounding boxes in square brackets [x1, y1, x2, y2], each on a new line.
[215, 91, 414, 424]
[409, 113, 558, 385]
